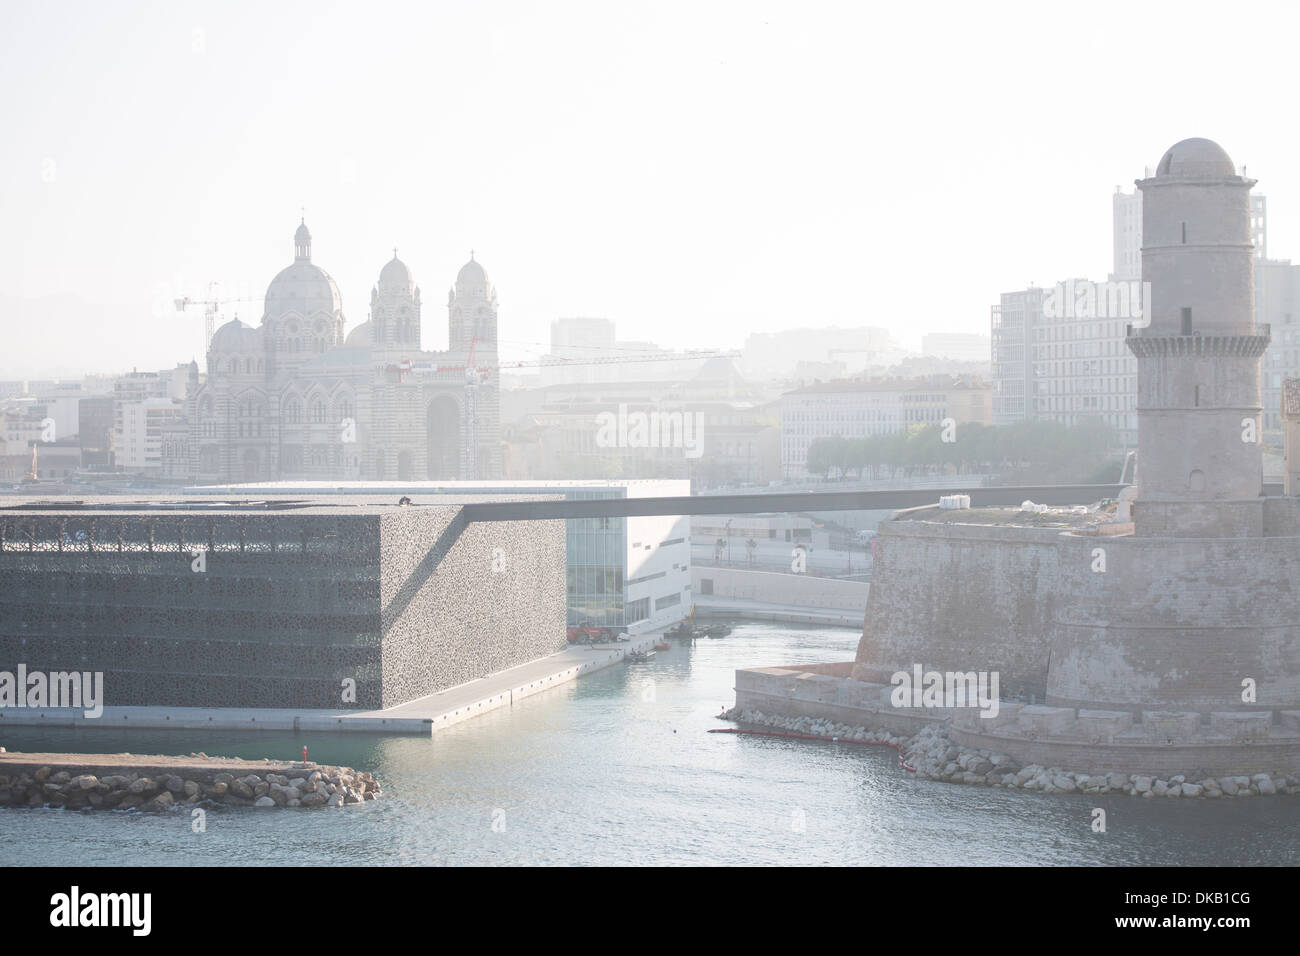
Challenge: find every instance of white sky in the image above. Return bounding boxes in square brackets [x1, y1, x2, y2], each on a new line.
[2, 0, 1298, 377]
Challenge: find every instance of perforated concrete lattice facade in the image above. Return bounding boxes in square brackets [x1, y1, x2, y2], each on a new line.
[0, 495, 565, 710]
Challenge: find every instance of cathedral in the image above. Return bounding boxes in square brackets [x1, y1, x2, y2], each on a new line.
[185, 221, 502, 483]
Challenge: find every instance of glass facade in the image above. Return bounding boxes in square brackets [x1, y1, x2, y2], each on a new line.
[564, 490, 626, 626]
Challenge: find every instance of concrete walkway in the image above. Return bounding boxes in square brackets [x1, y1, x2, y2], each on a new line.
[693, 595, 865, 628]
[0, 632, 663, 737]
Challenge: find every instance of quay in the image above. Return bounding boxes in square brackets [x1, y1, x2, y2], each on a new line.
[0, 631, 664, 737]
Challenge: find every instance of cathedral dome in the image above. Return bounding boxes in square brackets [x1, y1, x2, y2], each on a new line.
[379, 254, 414, 294]
[1155, 138, 1236, 179]
[344, 320, 373, 348]
[210, 317, 261, 353]
[265, 262, 343, 319]
[456, 256, 493, 299]
[265, 221, 343, 320]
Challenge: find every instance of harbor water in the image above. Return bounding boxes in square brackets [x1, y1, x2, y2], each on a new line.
[1, 623, 1297, 866]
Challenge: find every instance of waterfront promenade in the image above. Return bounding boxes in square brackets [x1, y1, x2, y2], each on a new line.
[0, 632, 663, 737]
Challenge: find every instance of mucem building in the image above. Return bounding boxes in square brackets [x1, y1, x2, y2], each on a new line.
[186, 479, 693, 632]
[0, 495, 565, 709]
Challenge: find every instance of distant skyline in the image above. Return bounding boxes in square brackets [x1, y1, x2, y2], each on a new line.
[3, 0, 1300, 378]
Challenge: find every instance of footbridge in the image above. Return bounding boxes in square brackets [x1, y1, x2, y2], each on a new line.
[459, 484, 1128, 523]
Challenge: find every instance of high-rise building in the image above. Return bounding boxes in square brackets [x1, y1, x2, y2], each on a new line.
[114, 397, 184, 474]
[1112, 185, 1143, 281]
[991, 282, 1139, 446]
[1255, 257, 1300, 432]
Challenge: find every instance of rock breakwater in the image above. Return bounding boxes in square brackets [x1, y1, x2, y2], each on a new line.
[0, 751, 382, 811]
[722, 709, 1298, 798]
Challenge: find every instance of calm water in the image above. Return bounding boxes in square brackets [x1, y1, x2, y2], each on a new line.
[2, 624, 1297, 866]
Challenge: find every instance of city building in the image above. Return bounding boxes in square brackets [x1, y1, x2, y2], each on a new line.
[1254, 257, 1300, 433]
[184, 222, 502, 484]
[78, 395, 115, 469]
[185, 478, 692, 632]
[1112, 185, 1143, 281]
[780, 375, 991, 479]
[741, 327, 903, 380]
[499, 359, 775, 485]
[114, 397, 184, 474]
[0, 495, 565, 709]
[1283, 378, 1300, 495]
[991, 282, 1138, 446]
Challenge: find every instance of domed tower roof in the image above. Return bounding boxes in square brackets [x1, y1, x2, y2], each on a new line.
[378, 252, 415, 294]
[344, 320, 373, 348]
[455, 254, 494, 300]
[209, 317, 261, 353]
[264, 221, 343, 319]
[1155, 138, 1237, 179]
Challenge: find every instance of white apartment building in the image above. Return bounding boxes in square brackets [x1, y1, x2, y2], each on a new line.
[114, 398, 183, 473]
[991, 282, 1139, 446]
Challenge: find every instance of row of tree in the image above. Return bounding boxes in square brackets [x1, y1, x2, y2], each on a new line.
[804, 420, 1122, 484]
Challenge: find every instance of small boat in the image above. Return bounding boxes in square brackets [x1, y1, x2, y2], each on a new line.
[704, 623, 732, 638]
[625, 649, 656, 663]
[654, 641, 671, 651]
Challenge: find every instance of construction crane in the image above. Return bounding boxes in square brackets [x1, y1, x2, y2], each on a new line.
[174, 283, 262, 351]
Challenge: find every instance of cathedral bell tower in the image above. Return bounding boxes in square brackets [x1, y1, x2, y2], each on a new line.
[371, 252, 421, 353]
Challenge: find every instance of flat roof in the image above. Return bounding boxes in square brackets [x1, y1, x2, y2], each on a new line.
[0, 493, 558, 516]
[897, 504, 1115, 530]
[186, 479, 692, 500]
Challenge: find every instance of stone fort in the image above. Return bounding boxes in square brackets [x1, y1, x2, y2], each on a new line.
[735, 139, 1300, 775]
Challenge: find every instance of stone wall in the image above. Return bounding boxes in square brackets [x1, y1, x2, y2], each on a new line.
[734, 666, 1300, 777]
[693, 566, 868, 611]
[853, 511, 1300, 715]
[852, 519, 1061, 700]
[1047, 531, 1300, 713]
[378, 508, 566, 706]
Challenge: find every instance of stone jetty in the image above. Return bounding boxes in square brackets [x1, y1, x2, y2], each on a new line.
[722, 709, 1299, 799]
[0, 751, 381, 811]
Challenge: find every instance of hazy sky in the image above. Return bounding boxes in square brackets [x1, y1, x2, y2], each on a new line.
[3, 0, 1298, 377]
